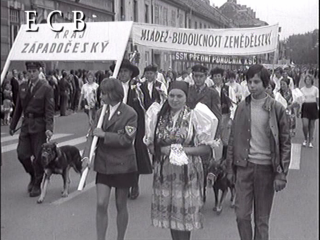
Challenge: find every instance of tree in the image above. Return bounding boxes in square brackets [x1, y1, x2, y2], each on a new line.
[281, 30, 319, 65]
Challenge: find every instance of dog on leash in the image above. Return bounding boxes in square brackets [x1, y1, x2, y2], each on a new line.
[37, 142, 83, 204]
[206, 159, 236, 214]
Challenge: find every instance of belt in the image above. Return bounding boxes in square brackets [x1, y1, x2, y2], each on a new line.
[24, 113, 44, 118]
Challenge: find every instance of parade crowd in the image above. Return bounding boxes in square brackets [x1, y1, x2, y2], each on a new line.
[1, 61, 319, 240]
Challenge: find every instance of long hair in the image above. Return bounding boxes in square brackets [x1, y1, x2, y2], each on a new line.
[153, 100, 170, 162]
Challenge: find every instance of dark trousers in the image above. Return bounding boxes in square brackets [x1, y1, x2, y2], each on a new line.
[71, 90, 80, 111]
[54, 88, 60, 111]
[235, 162, 275, 240]
[60, 94, 68, 116]
[17, 131, 46, 188]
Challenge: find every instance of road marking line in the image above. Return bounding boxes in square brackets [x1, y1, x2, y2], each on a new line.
[2, 135, 85, 154]
[51, 181, 95, 205]
[1, 133, 72, 143]
[57, 136, 87, 147]
[289, 143, 301, 170]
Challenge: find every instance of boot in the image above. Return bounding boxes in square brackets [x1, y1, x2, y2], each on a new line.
[27, 173, 35, 193]
[29, 177, 42, 197]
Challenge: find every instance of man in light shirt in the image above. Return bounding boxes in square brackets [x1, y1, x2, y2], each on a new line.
[140, 65, 167, 110]
[226, 71, 243, 103]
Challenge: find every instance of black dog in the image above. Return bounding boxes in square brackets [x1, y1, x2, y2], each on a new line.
[37, 142, 83, 204]
[206, 159, 235, 214]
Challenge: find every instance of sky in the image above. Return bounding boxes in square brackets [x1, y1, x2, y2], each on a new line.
[210, 0, 319, 39]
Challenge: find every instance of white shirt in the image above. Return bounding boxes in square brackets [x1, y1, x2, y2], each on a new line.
[215, 84, 237, 119]
[108, 102, 121, 120]
[122, 81, 130, 104]
[301, 86, 319, 103]
[147, 81, 154, 98]
[240, 80, 250, 100]
[227, 81, 243, 102]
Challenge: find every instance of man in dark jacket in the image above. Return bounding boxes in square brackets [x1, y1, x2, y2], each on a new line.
[187, 64, 221, 133]
[226, 64, 291, 240]
[9, 61, 54, 197]
[110, 59, 152, 200]
[140, 65, 167, 110]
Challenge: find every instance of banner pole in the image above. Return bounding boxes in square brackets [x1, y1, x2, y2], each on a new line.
[272, 26, 281, 78]
[1, 60, 11, 85]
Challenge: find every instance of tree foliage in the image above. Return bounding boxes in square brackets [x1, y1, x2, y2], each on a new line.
[282, 29, 319, 65]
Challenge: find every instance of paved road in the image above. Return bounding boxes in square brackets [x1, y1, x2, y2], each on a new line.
[1, 110, 318, 240]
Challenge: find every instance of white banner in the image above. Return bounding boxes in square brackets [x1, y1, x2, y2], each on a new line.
[133, 23, 279, 56]
[9, 21, 133, 61]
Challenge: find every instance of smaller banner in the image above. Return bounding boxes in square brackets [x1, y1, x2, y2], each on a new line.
[133, 23, 279, 56]
[173, 52, 255, 65]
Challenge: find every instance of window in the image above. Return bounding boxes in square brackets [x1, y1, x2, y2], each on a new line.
[120, 0, 125, 20]
[195, 21, 197, 29]
[179, 13, 184, 27]
[163, 7, 168, 26]
[145, 51, 150, 66]
[133, 0, 138, 22]
[199, 22, 202, 29]
[10, 8, 20, 48]
[154, 4, 159, 24]
[171, 10, 176, 27]
[145, 4, 149, 23]
[188, 18, 191, 28]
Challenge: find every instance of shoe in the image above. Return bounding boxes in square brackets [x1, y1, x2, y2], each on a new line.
[29, 186, 41, 197]
[308, 143, 313, 148]
[27, 176, 35, 193]
[302, 140, 307, 147]
[130, 186, 139, 200]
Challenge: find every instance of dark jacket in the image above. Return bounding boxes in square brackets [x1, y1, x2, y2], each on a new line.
[10, 80, 54, 134]
[126, 81, 152, 174]
[89, 103, 138, 175]
[226, 94, 291, 182]
[140, 80, 162, 110]
[187, 85, 222, 127]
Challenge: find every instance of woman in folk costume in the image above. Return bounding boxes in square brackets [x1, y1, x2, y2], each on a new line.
[110, 59, 152, 199]
[144, 81, 219, 240]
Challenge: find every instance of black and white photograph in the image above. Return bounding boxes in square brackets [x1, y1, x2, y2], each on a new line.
[1, 0, 318, 239]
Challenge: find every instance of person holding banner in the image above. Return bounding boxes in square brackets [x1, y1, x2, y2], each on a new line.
[226, 64, 291, 240]
[9, 61, 54, 197]
[82, 78, 138, 240]
[110, 59, 152, 200]
[144, 81, 218, 240]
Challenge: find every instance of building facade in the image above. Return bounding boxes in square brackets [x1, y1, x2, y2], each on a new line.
[1, 0, 114, 72]
[114, 0, 239, 74]
[1, 0, 273, 76]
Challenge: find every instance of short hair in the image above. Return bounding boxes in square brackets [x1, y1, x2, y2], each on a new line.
[280, 77, 290, 86]
[246, 64, 270, 88]
[210, 67, 224, 77]
[86, 71, 95, 79]
[227, 72, 236, 79]
[304, 74, 314, 85]
[275, 67, 283, 74]
[62, 71, 68, 78]
[100, 78, 124, 102]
